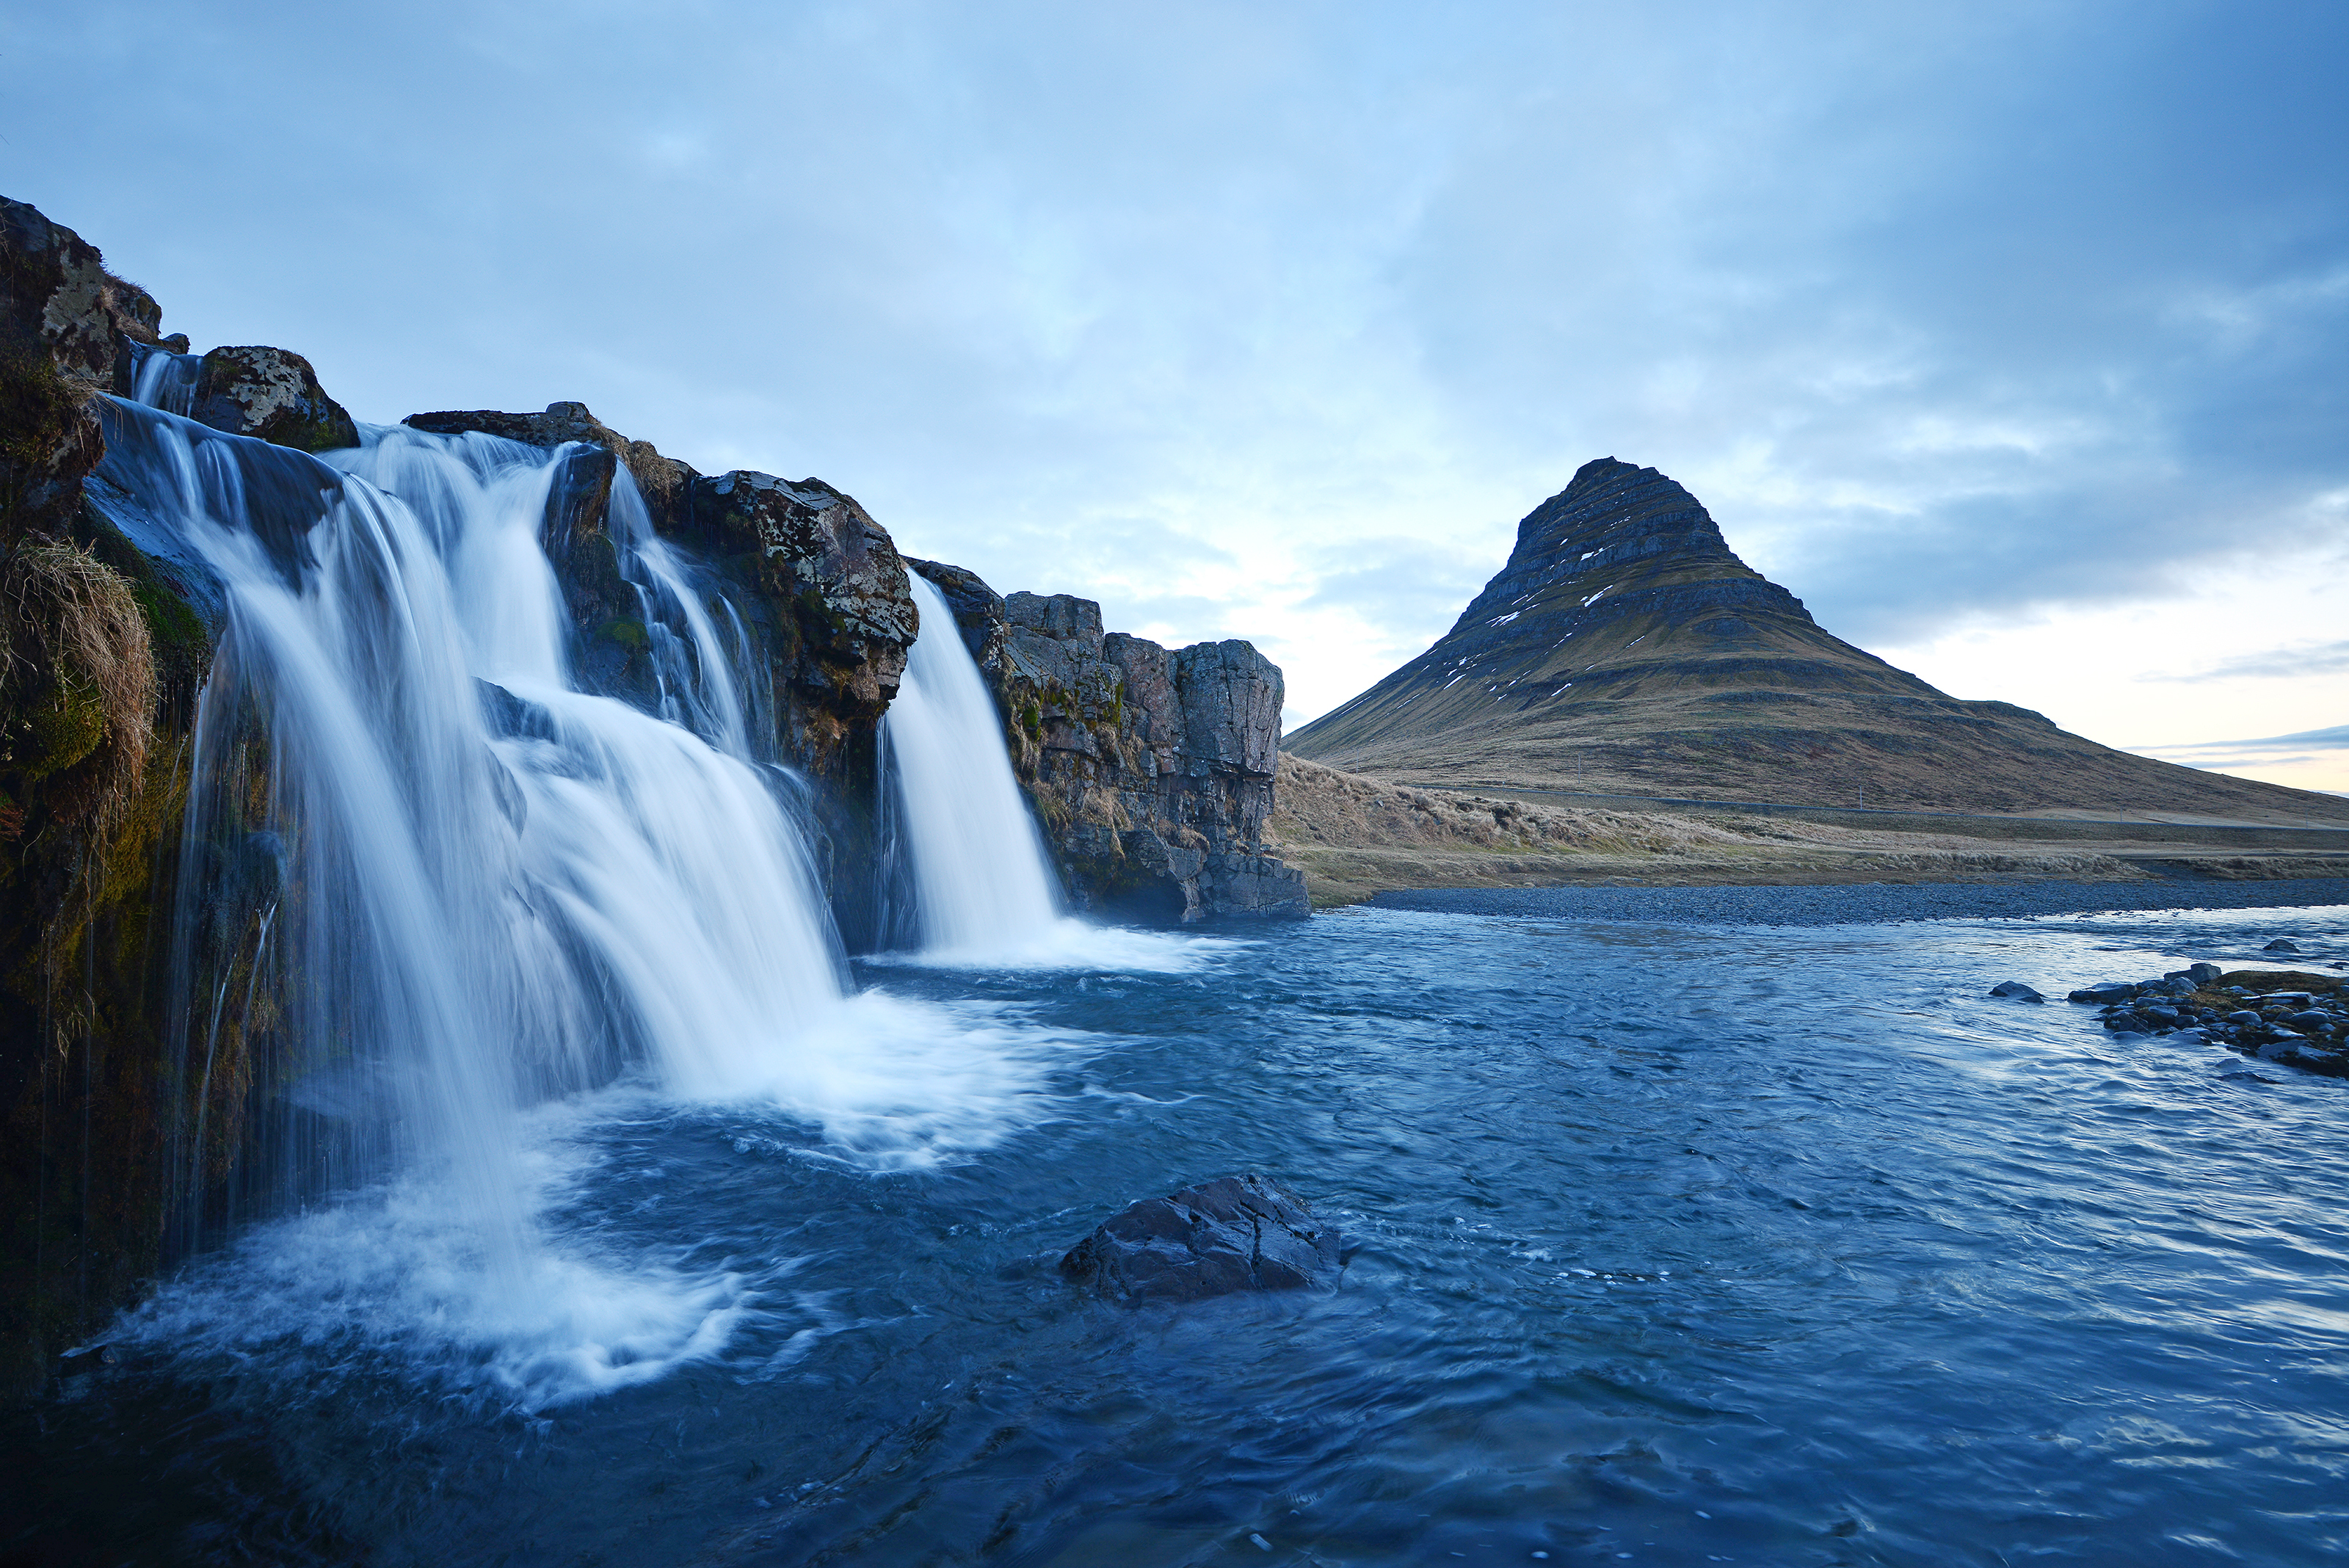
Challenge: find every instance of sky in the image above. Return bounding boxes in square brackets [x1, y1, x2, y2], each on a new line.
[9, 1, 2346, 791]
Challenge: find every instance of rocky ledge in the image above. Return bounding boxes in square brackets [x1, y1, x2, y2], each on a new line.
[908, 559, 1308, 921]
[405, 402, 915, 788]
[2059, 966, 2349, 1077]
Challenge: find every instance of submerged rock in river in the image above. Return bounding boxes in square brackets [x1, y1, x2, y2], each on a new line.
[1060, 1175, 1343, 1302]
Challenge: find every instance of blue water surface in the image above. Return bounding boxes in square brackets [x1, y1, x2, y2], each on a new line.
[15, 897, 2349, 1567]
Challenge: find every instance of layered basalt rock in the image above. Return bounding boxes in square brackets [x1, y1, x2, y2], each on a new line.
[1288, 458, 2349, 824]
[404, 402, 916, 785]
[907, 559, 1307, 921]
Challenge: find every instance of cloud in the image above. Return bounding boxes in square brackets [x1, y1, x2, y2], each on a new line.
[1301, 538, 1491, 631]
[5, 0, 2345, 729]
[2126, 721, 2349, 798]
[2152, 642, 2349, 683]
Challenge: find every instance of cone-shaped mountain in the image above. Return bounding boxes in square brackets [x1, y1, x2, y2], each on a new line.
[1286, 459, 2349, 823]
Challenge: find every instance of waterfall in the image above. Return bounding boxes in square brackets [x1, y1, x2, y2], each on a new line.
[129, 342, 202, 415]
[882, 573, 1065, 957]
[88, 399, 1075, 1402]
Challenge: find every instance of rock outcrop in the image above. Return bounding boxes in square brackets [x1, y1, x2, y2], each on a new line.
[1288, 458, 2349, 824]
[1059, 1175, 1343, 1302]
[405, 403, 916, 789]
[186, 346, 356, 452]
[0, 198, 217, 1396]
[907, 559, 1308, 921]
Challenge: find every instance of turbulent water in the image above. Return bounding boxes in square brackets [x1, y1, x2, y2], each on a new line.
[13, 897, 2349, 1566]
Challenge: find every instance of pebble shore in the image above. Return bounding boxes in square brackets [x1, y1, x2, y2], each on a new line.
[1369, 876, 2349, 926]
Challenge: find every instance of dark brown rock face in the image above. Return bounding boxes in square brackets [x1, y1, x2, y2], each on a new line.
[405, 403, 916, 785]
[1289, 458, 2349, 824]
[186, 346, 356, 453]
[0, 198, 214, 1396]
[682, 470, 916, 752]
[1, 197, 166, 541]
[1059, 1175, 1343, 1302]
[907, 560, 1308, 921]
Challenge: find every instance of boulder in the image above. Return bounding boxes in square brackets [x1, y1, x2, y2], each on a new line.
[0, 197, 170, 542]
[2069, 982, 2138, 1004]
[1989, 981, 2044, 1002]
[2265, 938, 2301, 953]
[187, 346, 356, 452]
[1060, 1175, 1343, 1303]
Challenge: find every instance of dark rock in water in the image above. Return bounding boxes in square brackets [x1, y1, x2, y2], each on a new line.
[2265, 938, 2301, 953]
[2072, 963, 2349, 1081]
[1060, 1175, 1343, 1302]
[1989, 981, 2044, 1002]
[187, 345, 357, 452]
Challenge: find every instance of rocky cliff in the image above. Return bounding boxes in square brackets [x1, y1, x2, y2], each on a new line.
[402, 402, 917, 792]
[0, 198, 218, 1395]
[908, 560, 1307, 921]
[1288, 458, 2349, 824]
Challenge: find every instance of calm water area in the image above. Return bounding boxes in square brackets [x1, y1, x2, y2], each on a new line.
[9, 893, 2349, 1567]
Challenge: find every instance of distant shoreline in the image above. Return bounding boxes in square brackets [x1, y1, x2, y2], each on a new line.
[1365, 876, 2349, 928]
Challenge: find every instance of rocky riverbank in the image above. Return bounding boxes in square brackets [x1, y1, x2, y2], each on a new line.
[2066, 964, 2349, 1077]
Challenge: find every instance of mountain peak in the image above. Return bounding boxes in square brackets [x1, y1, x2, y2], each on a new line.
[1287, 462, 2349, 821]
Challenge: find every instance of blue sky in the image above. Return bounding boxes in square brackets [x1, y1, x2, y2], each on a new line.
[10, 1, 2346, 788]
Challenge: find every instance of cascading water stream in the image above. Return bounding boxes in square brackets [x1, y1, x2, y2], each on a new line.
[882, 573, 1067, 957]
[87, 398, 1083, 1402]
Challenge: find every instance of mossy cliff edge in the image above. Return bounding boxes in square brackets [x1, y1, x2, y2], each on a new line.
[0, 196, 1305, 1395]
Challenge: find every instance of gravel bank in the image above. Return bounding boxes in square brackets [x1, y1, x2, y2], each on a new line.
[1368, 877, 2349, 926]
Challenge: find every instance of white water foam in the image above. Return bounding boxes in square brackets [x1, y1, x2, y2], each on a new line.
[114, 1113, 758, 1409]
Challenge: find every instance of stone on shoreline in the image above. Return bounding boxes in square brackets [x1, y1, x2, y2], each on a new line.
[1989, 981, 2045, 1002]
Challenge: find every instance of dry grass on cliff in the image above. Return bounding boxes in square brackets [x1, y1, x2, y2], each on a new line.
[0, 539, 157, 837]
[1266, 753, 2146, 907]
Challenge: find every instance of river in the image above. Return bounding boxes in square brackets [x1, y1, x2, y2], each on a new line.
[11, 894, 2347, 1567]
